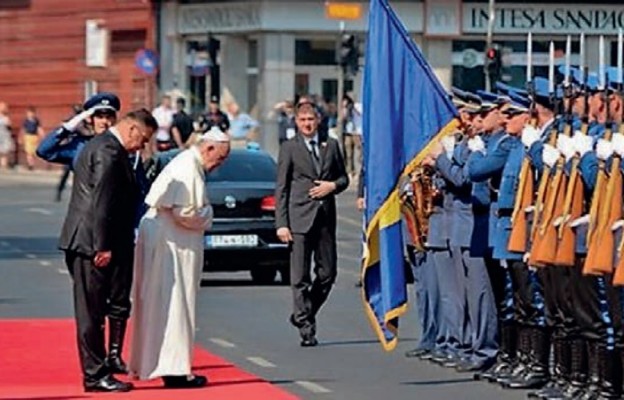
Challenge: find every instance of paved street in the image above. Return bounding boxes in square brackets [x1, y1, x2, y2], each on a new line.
[0, 170, 530, 400]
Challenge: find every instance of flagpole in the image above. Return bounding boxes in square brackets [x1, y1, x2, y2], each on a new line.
[337, 20, 345, 150]
[484, 0, 496, 91]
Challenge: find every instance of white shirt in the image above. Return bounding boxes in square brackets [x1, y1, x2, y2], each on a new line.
[303, 133, 320, 156]
[152, 105, 175, 142]
[109, 126, 124, 147]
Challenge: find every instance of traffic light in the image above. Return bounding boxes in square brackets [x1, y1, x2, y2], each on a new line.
[485, 45, 502, 80]
[338, 34, 359, 76]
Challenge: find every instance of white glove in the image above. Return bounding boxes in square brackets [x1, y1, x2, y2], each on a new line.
[441, 135, 456, 159]
[612, 133, 624, 158]
[467, 136, 485, 153]
[573, 131, 593, 157]
[596, 139, 614, 161]
[62, 108, 95, 132]
[569, 214, 590, 228]
[542, 144, 560, 168]
[556, 135, 576, 162]
[612, 219, 624, 232]
[521, 125, 540, 148]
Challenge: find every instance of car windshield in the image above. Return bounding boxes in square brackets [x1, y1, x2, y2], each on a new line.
[206, 151, 277, 182]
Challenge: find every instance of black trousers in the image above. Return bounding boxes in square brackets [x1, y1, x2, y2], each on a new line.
[537, 266, 576, 339]
[570, 259, 615, 345]
[509, 261, 545, 327]
[65, 249, 133, 382]
[290, 209, 337, 336]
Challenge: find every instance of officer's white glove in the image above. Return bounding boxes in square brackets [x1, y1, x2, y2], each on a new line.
[441, 135, 456, 159]
[542, 144, 560, 168]
[62, 108, 95, 132]
[521, 125, 540, 148]
[596, 139, 614, 161]
[556, 135, 576, 162]
[467, 136, 485, 154]
[573, 131, 593, 157]
[612, 133, 624, 158]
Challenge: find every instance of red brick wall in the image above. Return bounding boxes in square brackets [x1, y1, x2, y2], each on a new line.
[0, 0, 156, 166]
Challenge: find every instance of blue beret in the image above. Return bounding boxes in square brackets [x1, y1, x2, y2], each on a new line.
[83, 92, 120, 112]
[495, 82, 529, 99]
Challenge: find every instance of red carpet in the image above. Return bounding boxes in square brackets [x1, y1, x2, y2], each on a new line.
[0, 319, 299, 400]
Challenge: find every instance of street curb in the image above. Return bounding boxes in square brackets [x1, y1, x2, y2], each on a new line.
[0, 167, 65, 185]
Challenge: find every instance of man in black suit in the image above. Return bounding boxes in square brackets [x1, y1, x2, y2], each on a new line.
[275, 100, 349, 347]
[59, 109, 157, 392]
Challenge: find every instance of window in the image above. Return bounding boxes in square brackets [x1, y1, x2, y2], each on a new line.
[207, 152, 277, 182]
[248, 39, 258, 69]
[295, 39, 337, 66]
[452, 39, 580, 92]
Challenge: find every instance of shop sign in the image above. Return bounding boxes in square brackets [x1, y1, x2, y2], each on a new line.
[179, 3, 261, 34]
[464, 4, 624, 34]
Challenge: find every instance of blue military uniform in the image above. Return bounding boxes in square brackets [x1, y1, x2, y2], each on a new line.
[435, 135, 498, 369]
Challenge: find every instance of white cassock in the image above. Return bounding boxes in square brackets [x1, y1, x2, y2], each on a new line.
[129, 146, 212, 380]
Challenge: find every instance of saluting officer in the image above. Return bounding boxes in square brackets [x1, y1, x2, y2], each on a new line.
[36, 93, 138, 375]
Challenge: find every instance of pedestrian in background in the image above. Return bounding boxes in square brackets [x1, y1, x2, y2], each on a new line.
[226, 101, 258, 148]
[58, 109, 156, 393]
[170, 97, 194, 149]
[129, 127, 230, 388]
[152, 94, 175, 152]
[275, 99, 349, 347]
[21, 106, 43, 170]
[198, 96, 230, 134]
[0, 102, 14, 169]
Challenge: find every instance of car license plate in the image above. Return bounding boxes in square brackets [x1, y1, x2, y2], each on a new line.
[205, 234, 258, 248]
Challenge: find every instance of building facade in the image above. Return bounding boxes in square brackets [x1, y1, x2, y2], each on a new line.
[158, 0, 624, 155]
[0, 0, 156, 137]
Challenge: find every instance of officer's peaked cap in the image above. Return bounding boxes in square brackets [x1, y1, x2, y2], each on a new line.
[83, 92, 120, 113]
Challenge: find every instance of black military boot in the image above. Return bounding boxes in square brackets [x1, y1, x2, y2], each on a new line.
[528, 336, 570, 399]
[561, 337, 589, 399]
[477, 322, 517, 381]
[105, 317, 129, 374]
[575, 341, 602, 400]
[596, 346, 622, 400]
[496, 325, 530, 385]
[503, 327, 550, 389]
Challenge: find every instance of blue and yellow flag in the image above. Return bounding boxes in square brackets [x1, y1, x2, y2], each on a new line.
[362, 0, 458, 351]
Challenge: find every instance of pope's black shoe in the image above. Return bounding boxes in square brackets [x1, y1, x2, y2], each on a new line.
[84, 375, 133, 392]
[162, 375, 208, 389]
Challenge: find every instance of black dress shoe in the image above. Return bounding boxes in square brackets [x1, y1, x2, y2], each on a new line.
[105, 354, 128, 374]
[456, 358, 495, 373]
[405, 348, 430, 358]
[84, 375, 133, 392]
[300, 336, 319, 347]
[162, 375, 208, 389]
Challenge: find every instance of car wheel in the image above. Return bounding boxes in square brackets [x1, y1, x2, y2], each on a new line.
[250, 268, 278, 285]
[279, 266, 290, 285]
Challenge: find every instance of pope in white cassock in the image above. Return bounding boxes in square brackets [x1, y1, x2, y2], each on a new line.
[129, 127, 230, 389]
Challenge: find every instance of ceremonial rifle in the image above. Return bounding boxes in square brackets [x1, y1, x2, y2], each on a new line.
[591, 32, 624, 276]
[554, 34, 587, 266]
[508, 32, 536, 253]
[583, 35, 616, 275]
[613, 29, 624, 285]
[527, 41, 561, 267]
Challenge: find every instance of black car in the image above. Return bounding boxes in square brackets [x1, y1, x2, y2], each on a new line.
[203, 146, 290, 284]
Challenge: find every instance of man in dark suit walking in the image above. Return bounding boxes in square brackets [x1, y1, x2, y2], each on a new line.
[275, 100, 349, 347]
[59, 109, 157, 392]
